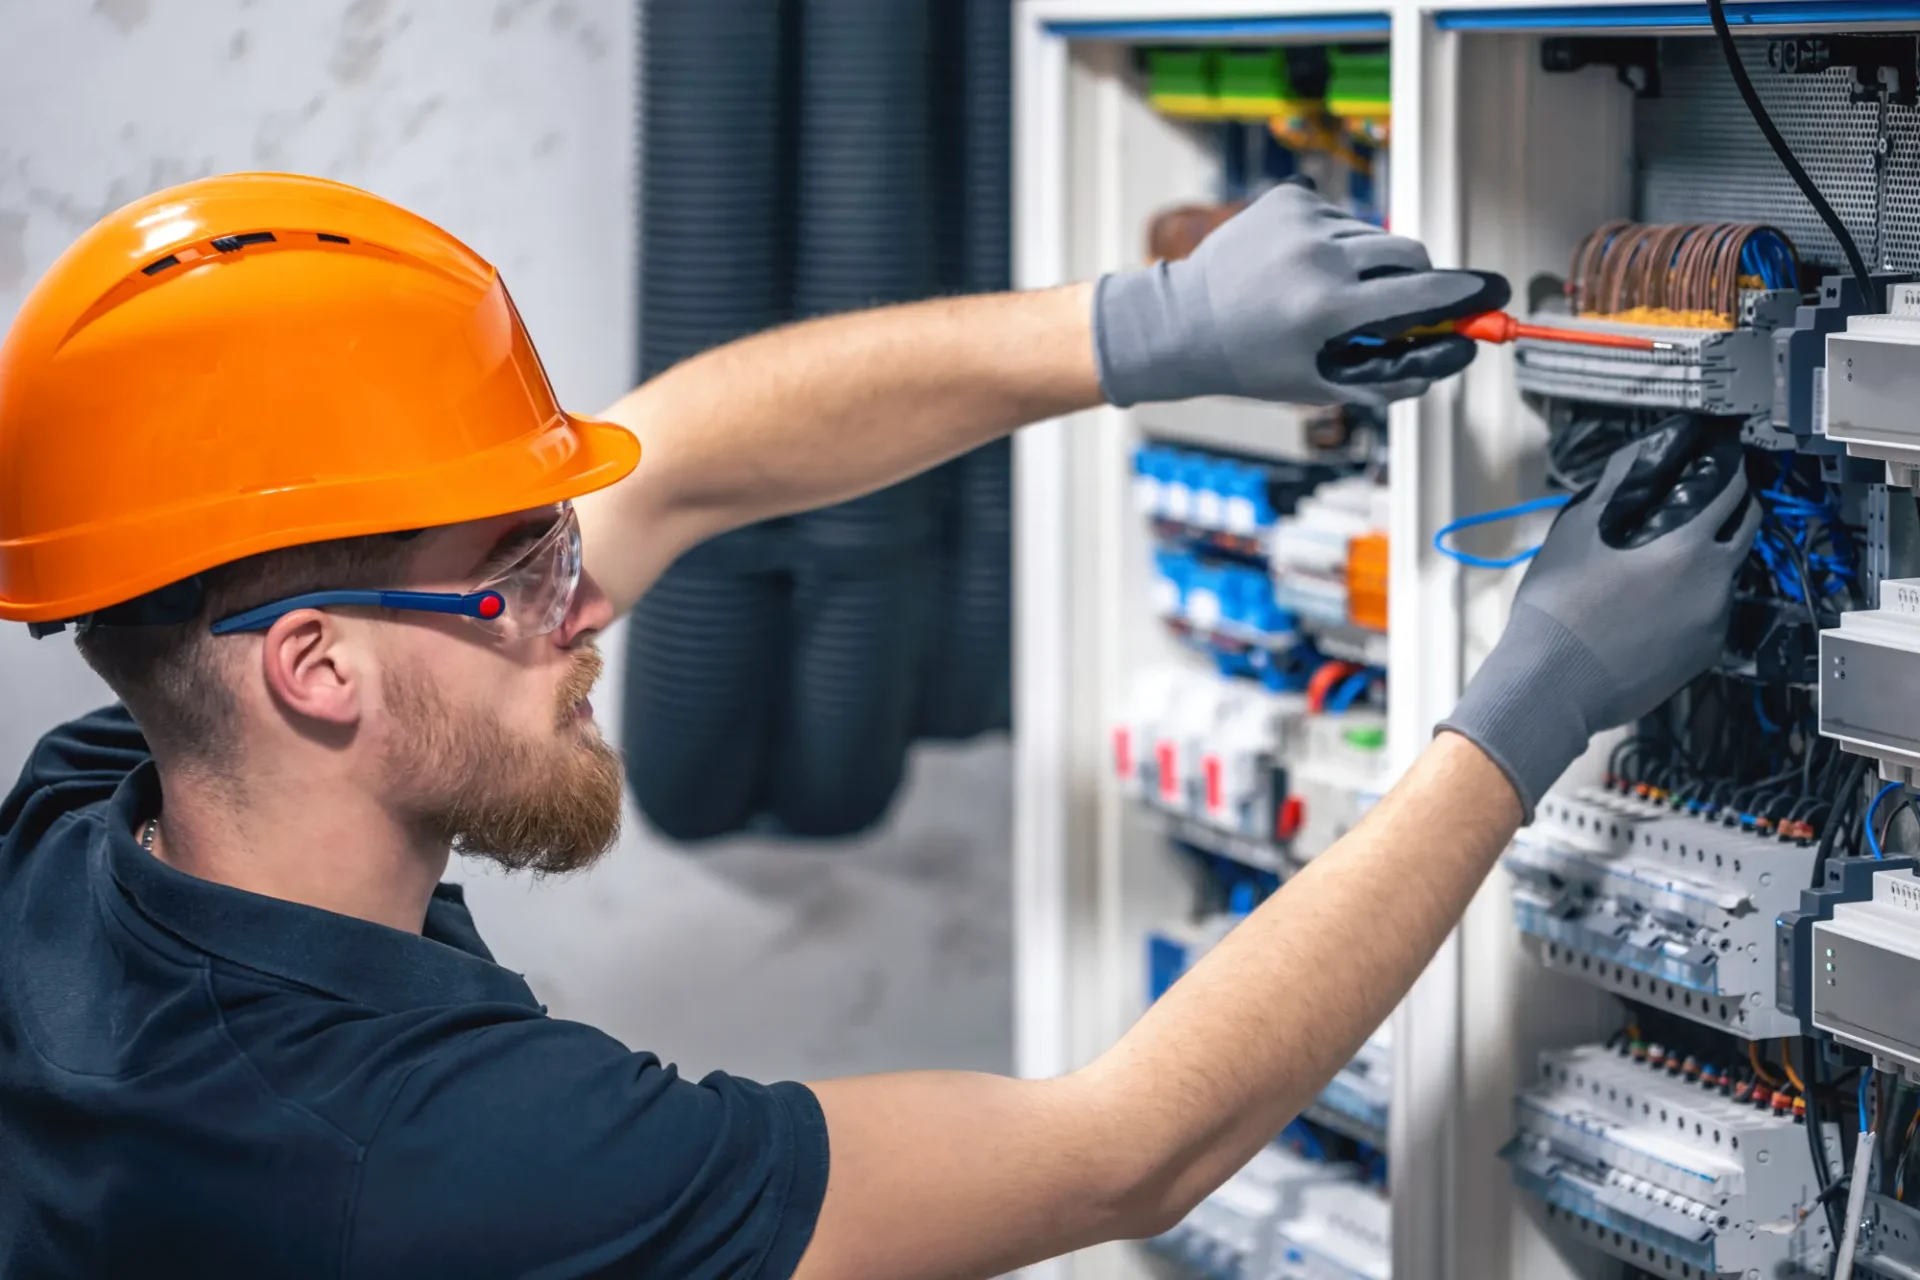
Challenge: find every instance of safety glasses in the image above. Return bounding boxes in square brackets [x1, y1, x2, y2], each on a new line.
[210, 503, 583, 641]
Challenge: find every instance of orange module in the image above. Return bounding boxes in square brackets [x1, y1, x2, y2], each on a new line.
[1346, 531, 1388, 632]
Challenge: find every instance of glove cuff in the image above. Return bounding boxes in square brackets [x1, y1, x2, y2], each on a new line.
[1435, 603, 1614, 821]
[1092, 265, 1235, 408]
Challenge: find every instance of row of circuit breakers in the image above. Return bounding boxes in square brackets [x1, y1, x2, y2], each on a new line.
[1506, 278, 1920, 1279]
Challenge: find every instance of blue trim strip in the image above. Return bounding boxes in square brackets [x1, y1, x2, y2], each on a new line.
[1435, 0, 1920, 30]
[1044, 15, 1391, 39]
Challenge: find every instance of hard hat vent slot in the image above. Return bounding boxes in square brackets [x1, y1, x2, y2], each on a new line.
[316, 233, 350, 244]
[141, 255, 180, 276]
[210, 231, 277, 253]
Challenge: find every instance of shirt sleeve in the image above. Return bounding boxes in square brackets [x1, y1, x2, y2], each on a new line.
[345, 1015, 830, 1280]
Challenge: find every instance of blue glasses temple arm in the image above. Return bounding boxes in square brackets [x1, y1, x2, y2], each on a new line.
[210, 589, 503, 635]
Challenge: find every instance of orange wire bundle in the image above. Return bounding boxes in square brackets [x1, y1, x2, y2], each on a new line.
[1567, 220, 1800, 329]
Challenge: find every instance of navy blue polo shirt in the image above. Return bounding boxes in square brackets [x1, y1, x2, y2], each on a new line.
[0, 706, 829, 1278]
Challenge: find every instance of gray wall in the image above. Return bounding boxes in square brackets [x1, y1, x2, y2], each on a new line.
[0, 0, 1012, 1085]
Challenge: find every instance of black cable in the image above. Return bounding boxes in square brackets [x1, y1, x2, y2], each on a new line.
[1811, 1175, 1851, 1216]
[1901, 1093, 1920, 1203]
[1655, 697, 1705, 778]
[1801, 1037, 1848, 1247]
[1845, 768, 1873, 859]
[1880, 1078, 1906, 1196]
[1610, 734, 1642, 781]
[1814, 754, 1872, 886]
[1704, 0, 1879, 309]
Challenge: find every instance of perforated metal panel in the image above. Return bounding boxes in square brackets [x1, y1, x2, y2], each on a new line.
[1638, 36, 1920, 272]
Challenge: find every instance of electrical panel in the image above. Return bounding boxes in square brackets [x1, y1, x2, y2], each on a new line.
[1019, 10, 1920, 1280]
[1105, 38, 1399, 1277]
[1480, 24, 1920, 1280]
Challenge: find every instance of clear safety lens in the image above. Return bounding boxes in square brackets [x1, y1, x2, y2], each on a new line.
[470, 502, 582, 640]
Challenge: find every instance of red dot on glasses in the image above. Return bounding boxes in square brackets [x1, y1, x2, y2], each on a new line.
[477, 593, 505, 620]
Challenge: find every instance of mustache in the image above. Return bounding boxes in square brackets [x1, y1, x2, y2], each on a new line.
[557, 644, 604, 720]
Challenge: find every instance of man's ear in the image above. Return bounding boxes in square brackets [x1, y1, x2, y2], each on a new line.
[259, 611, 362, 728]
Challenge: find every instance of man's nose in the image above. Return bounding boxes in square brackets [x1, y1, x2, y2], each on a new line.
[554, 570, 615, 647]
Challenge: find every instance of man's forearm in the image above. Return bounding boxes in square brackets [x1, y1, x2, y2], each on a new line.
[798, 734, 1522, 1280]
[579, 283, 1100, 614]
[1084, 731, 1521, 1227]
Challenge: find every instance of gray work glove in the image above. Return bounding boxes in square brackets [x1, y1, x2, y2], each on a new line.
[1093, 181, 1509, 408]
[1438, 429, 1761, 818]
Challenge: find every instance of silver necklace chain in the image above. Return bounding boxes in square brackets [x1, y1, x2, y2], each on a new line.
[139, 817, 158, 852]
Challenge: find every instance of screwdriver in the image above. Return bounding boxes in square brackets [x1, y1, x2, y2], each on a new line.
[1409, 311, 1671, 352]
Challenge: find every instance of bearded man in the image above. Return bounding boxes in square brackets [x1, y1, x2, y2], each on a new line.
[0, 174, 1753, 1278]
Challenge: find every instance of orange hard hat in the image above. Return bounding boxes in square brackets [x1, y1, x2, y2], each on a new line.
[0, 172, 640, 625]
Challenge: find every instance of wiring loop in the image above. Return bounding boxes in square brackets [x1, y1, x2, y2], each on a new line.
[1868, 780, 1905, 860]
[1433, 494, 1573, 570]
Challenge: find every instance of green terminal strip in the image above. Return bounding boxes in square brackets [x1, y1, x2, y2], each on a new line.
[1326, 46, 1391, 123]
[1145, 48, 1218, 117]
[1215, 50, 1309, 118]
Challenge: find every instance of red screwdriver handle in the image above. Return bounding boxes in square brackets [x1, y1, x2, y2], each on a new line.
[1454, 311, 1521, 344]
[1454, 310, 1657, 351]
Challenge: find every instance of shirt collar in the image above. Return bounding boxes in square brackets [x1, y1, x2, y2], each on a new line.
[100, 761, 540, 1013]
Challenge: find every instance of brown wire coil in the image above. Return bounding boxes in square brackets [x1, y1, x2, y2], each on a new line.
[1566, 220, 1800, 327]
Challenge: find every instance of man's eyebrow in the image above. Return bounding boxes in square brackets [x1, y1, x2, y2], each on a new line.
[470, 514, 558, 577]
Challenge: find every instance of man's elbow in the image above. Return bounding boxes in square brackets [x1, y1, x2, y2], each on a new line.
[1056, 1069, 1210, 1244]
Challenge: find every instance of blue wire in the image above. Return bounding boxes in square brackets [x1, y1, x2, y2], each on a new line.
[1752, 688, 1778, 736]
[1739, 230, 1797, 292]
[1867, 781, 1902, 859]
[1860, 1068, 1874, 1133]
[1755, 464, 1856, 602]
[1434, 494, 1574, 570]
[1325, 668, 1377, 714]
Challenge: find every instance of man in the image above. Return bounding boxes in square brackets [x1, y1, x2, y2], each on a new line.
[0, 172, 1756, 1278]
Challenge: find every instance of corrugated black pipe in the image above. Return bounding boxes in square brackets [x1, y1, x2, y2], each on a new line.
[769, 0, 941, 834]
[623, 0, 792, 840]
[913, 0, 1014, 740]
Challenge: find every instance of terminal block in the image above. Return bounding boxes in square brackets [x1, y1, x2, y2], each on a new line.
[1151, 1142, 1354, 1280]
[1305, 1023, 1392, 1149]
[1514, 297, 1794, 416]
[1505, 788, 1817, 1039]
[1819, 577, 1920, 783]
[1256, 1179, 1390, 1280]
[1504, 1043, 1827, 1277]
[1810, 862, 1920, 1077]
